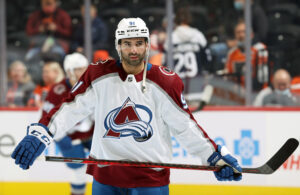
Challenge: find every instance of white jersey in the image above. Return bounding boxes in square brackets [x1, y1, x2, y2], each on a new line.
[164, 25, 211, 78]
[41, 78, 94, 141]
[39, 60, 216, 187]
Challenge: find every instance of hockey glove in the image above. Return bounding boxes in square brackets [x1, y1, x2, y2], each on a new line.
[56, 136, 86, 169]
[207, 145, 242, 181]
[11, 123, 53, 170]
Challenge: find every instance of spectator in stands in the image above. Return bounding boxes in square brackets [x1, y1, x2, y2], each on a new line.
[253, 69, 297, 106]
[5, 61, 35, 107]
[164, 7, 212, 78]
[71, 4, 108, 55]
[210, 33, 238, 73]
[25, 0, 72, 61]
[225, 0, 268, 43]
[28, 61, 64, 108]
[224, 20, 269, 91]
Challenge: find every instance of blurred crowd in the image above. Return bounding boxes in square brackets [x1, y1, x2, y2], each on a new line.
[4, 0, 300, 108]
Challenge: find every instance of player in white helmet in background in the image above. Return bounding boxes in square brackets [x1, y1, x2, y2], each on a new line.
[42, 52, 94, 195]
[12, 18, 242, 195]
[64, 52, 89, 87]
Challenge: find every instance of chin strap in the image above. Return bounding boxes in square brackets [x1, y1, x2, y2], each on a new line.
[141, 62, 148, 93]
[141, 45, 150, 93]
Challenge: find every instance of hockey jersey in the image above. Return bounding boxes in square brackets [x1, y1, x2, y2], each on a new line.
[39, 60, 216, 187]
[42, 79, 94, 141]
[165, 25, 212, 79]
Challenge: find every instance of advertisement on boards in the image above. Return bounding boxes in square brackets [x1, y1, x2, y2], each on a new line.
[0, 109, 299, 187]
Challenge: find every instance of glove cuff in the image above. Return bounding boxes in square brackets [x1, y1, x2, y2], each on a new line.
[207, 145, 231, 165]
[218, 145, 230, 156]
[27, 123, 53, 146]
[207, 150, 222, 165]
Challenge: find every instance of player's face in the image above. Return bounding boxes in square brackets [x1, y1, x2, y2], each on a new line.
[43, 64, 58, 85]
[73, 67, 87, 81]
[120, 38, 147, 67]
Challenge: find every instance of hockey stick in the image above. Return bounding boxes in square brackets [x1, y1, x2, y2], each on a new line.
[45, 138, 299, 174]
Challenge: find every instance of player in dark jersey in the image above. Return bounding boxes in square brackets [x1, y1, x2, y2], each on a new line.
[42, 52, 93, 195]
[164, 7, 212, 79]
[164, 8, 213, 110]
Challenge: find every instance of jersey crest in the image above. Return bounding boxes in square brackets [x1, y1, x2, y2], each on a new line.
[53, 84, 66, 95]
[159, 66, 175, 76]
[104, 97, 153, 142]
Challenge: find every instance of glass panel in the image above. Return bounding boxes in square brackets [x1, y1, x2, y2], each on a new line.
[2, 0, 300, 108]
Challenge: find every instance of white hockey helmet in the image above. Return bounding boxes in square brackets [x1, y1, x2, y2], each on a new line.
[63, 52, 89, 73]
[115, 17, 150, 53]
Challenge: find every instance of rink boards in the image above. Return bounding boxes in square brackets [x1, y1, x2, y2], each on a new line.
[0, 107, 299, 194]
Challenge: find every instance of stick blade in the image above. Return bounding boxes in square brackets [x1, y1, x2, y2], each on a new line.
[265, 138, 299, 173]
[242, 138, 299, 174]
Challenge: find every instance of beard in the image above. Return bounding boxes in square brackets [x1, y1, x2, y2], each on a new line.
[121, 50, 146, 67]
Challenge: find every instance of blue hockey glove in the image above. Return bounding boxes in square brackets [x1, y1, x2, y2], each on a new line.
[11, 123, 53, 170]
[56, 136, 86, 169]
[208, 145, 242, 181]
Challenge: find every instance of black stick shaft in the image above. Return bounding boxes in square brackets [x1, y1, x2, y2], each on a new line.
[46, 156, 264, 173]
[45, 138, 299, 174]
[45, 156, 220, 171]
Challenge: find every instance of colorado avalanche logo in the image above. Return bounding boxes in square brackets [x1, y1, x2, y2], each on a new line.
[104, 97, 153, 142]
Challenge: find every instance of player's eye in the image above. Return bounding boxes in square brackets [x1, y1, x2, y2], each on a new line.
[123, 42, 131, 47]
[136, 42, 144, 47]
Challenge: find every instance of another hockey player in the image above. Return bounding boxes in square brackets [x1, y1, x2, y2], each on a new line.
[164, 7, 212, 79]
[42, 52, 94, 195]
[164, 7, 213, 110]
[12, 18, 242, 195]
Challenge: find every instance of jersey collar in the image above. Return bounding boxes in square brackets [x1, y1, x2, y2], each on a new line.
[116, 60, 152, 82]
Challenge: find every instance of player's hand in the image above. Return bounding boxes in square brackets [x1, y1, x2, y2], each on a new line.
[207, 145, 242, 181]
[11, 123, 53, 170]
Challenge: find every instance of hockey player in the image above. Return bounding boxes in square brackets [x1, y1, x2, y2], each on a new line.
[164, 7, 213, 110]
[42, 52, 94, 195]
[164, 7, 212, 79]
[12, 18, 242, 195]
